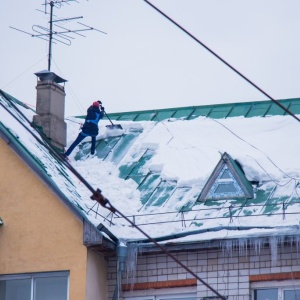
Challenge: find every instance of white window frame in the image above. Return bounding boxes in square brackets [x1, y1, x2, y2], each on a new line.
[125, 292, 196, 300]
[0, 271, 69, 300]
[251, 279, 300, 300]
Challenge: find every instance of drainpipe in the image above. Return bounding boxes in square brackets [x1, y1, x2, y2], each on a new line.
[112, 240, 128, 300]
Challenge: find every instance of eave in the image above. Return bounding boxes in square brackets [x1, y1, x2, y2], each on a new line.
[0, 123, 116, 252]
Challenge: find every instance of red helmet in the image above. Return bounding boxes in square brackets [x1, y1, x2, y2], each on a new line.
[93, 101, 100, 107]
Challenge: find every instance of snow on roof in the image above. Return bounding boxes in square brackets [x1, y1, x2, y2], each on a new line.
[1, 90, 300, 246]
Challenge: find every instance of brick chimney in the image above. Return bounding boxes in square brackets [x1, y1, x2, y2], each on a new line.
[32, 70, 67, 150]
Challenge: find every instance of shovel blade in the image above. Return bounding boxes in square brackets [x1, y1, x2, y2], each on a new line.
[106, 124, 123, 130]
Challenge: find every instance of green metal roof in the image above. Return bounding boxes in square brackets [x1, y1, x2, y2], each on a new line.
[2, 88, 300, 245]
[100, 98, 300, 122]
[73, 97, 300, 223]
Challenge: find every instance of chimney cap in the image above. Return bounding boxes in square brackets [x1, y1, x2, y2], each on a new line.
[34, 70, 67, 84]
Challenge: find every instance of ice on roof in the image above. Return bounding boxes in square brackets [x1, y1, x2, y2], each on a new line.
[1, 92, 300, 244]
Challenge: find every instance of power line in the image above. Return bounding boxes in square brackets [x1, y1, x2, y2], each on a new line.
[0, 56, 47, 90]
[143, 0, 300, 124]
[0, 94, 226, 300]
[52, 59, 86, 115]
[91, 189, 227, 299]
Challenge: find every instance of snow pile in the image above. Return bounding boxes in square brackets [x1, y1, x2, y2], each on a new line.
[1, 97, 300, 243]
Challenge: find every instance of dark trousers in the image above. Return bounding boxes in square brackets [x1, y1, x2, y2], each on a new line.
[65, 132, 96, 156]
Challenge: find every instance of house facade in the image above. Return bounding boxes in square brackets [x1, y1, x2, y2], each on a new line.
[102, 99, 300, 300]
[106, 237, 300, 300]
[0, 138, 108, 300]
[1, 88, 300, 300]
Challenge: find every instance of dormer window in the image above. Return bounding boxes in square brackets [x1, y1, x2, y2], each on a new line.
[199, 152, 253, 201]
[207, 165, 245, 199]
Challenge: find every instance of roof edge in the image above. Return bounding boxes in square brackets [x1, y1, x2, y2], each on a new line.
[103, 97, 300, 118]
[0, 124, 116, 250]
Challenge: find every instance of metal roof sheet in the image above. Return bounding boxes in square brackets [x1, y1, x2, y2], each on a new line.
[71, 98, 300, 236]
[101, 98, 300, 122]
[1, 89, 300, 246]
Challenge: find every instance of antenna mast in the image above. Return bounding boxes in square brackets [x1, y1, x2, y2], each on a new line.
[10, 0, 107, 71]
[48, 1, 54, 71]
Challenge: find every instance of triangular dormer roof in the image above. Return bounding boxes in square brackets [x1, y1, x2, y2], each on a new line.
[199, 152, 253, 201]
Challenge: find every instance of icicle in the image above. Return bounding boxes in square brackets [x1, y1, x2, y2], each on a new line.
[220, 240, 234, 257]
[238, 239, 248, 257]
[269, 236, 279, 267]
[124, 243, 143, 290]
[295, 236, 300, 257]
[297, 236, 300, 257]
[289, 235, 300, 258]
[219, 235, 300, 268]
[252, 237, 264, 256]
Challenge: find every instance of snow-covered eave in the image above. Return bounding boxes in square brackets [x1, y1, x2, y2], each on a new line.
[131, 225, 300, 254]
[0, 123, 117, 250]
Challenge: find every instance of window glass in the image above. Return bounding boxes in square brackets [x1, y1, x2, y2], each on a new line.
[125, 294, 196, 300]
[284, 289, 300, 300]
[0, 279, 31, 300]
[220, 169, 231, 179]
[0, 272, 68, 300]
[215, 183, 237, 193]
[124, 298, 154, 300]
[159, 298, 196, 300]
[35, 276, 68, 300]
[254, 288, 278, 300]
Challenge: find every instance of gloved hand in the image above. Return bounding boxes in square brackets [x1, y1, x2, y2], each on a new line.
[101, 106, 105, 111]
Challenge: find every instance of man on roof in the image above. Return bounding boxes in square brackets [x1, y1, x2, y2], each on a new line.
[64, 101, 104, 159]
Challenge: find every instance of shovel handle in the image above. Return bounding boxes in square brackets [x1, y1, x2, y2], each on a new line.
[104, 111, 114, 126]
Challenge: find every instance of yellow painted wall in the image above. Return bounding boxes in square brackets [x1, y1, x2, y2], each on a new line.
[0, 139, 107, 299]
[86, 249, 108, 300]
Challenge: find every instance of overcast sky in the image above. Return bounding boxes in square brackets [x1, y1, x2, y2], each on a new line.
[1, 0, 300, 117]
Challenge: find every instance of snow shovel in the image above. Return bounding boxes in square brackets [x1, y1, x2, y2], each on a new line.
[104, 111, 123, 130]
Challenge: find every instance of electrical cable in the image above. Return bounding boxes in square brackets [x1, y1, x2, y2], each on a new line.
[52, 59, 85, 115]
[203, 117, 300, 219]
[1, 55, 47, 90]
[3, 95, 300, 298]
[0, 93, 226, 300]
[92, 194, 227, 299]
[246, 155, 297, 187]
[210, 118, 300, 181]
[0, 93, 95, 194]
[143, 0, 300, 124]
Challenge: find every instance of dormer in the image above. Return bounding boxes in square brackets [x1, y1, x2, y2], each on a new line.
[199, 152, 253, 201]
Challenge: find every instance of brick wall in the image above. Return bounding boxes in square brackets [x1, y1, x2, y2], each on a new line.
[107, 242, 300, 299]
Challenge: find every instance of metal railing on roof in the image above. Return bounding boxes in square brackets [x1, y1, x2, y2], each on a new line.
[88, 197, 300, 229]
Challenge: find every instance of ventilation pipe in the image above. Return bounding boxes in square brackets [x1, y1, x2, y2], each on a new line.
[32, 70, 67, 150]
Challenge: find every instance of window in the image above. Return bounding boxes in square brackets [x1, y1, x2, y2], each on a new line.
[254, 288, 278, 299]
[252, 280, 300, 300]
[254, 288, 300, 299]
[0, 271, 69, 300]
[207, 165, 244, 199]
[199, 152, 254, 201]
[125, 293, 196, 300]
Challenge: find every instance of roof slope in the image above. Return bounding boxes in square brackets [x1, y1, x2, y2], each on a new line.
[1, 89, 300, 248]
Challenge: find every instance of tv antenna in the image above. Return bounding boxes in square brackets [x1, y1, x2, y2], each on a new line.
[10, 0, 107, 71]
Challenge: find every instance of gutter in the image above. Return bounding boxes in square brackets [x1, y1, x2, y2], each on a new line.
[127, 225, 276, 244]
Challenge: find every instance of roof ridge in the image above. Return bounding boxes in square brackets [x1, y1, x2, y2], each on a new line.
[97, 98, 300, 122]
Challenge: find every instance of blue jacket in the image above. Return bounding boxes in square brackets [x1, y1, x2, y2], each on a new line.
[81, 105, 104, 136]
